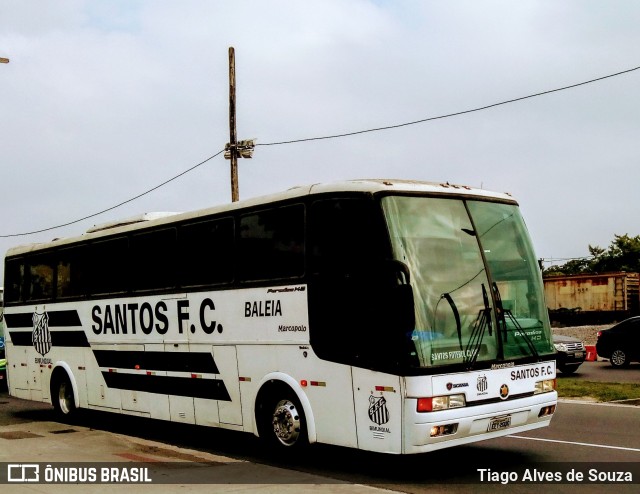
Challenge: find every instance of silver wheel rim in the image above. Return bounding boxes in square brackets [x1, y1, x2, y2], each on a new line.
[611, 350, 626, 366]
[272, 399, 301, 446]
[58, 381, 73, 415]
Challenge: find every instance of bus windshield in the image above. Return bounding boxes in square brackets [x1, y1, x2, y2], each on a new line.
[382, 195, 554, 369]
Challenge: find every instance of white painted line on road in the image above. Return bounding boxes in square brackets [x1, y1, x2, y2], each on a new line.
[508, 435, 640, 453]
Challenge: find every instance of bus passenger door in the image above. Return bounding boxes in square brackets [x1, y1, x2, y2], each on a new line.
[214, 346, 242, 426]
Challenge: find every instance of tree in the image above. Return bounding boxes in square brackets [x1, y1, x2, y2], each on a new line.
[544, 234, 640, 276]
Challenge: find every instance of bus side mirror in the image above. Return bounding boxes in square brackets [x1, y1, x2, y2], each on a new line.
[381, 260, 415, 332]
[393, 284, 415, 332]
[383, 259, 411, 285]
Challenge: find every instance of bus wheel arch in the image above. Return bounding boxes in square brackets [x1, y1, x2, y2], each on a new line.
[254, 374, 316, 448]
[50, 364, 79, 419]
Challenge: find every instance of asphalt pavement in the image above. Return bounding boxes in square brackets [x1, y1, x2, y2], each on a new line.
[559, 360, 640, 384]
[0, 391, 390, 493]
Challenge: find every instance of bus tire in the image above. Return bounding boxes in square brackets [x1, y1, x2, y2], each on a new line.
[258, 386, 308, 450]
[51, 372, 77, 420]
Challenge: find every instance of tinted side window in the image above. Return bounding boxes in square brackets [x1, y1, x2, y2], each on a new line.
[27, 255, 55, 302]
[238, 204, 305, 282]
[308, 197, 392, 367]
[131, 228, 177, 291]
[4, 259, 25, 303]
[309, 197, 385, 273]
[88, 237, 129, 295]
[621, 318, 640, 337]
[628, 319, 640, 329]
[57, 246, 87, 299]
[179, 218, 234, 286]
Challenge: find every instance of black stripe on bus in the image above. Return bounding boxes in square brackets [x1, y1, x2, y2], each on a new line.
[4, 310, 82, 328]
[8, 331, 90, 348]
[93, 350, 220, 374]
[101, 372, 232, 401]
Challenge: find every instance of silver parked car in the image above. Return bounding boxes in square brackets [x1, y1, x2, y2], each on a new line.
[553, 334, 586, 374]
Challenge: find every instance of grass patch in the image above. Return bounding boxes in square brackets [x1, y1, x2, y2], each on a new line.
[557, 378, 640, 402]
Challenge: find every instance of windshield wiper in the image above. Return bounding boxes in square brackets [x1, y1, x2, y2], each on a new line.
[464, 284, 492, 369]
[492, 282, 539, 360]
[442, 293, 462, 352]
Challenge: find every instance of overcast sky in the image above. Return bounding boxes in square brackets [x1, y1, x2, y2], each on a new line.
[1, 0, 639, 282]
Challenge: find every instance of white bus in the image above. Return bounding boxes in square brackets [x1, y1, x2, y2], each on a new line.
[3, 179, 557, 454]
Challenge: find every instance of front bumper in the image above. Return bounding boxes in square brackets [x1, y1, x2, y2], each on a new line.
[403, 391, 557, 454]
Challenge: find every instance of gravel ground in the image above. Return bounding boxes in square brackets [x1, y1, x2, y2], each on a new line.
[552, 325, 613, 346]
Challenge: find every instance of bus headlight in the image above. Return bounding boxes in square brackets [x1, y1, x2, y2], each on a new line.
[417, 394, 466, 412]
[534, 379, 556, 394]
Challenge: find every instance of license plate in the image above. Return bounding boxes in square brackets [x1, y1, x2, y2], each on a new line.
[487, 415, 512, 432]
[574, 351, 584, 358]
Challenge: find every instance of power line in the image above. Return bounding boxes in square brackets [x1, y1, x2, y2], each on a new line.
[2, 64, 639, 238]
[540, 256, 595, 264]
[0, 150, 225, 238]
[257, 65, 640, 146]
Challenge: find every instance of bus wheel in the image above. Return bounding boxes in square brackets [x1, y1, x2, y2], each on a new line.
[260, 390, 308, 449]
[52, 374, 76, 419]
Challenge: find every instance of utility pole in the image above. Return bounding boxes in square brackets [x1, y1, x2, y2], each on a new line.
[228, 47, 239, 202]
[225, 47, 254, 203]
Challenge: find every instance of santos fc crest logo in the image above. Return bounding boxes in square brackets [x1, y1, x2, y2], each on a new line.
[32, 311, 52, 357]
[368, 395, 390, 426]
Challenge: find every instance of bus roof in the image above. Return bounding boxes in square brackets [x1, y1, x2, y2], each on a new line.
[5, 179, 516, 257]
